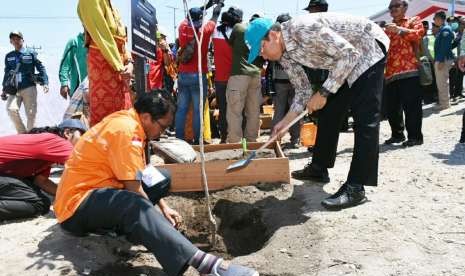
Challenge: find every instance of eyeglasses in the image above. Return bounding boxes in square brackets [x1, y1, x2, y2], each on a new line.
[155, 120, 170, 133]
[388, 3, 403, 10]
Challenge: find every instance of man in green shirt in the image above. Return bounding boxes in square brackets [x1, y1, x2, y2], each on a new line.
[58, 32, 88, 99]
[226, 16, 264, 143]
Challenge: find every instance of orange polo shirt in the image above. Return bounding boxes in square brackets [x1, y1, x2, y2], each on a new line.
[385, 16, 425, 81]
[54, 108, 146, 223]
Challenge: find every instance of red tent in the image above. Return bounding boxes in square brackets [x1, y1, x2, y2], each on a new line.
[370, 0, 465, 22]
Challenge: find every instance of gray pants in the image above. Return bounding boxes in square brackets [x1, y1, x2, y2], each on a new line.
[6, 86, 38, 133]
[60, 170, 197, 276]
[272, 82, 300, 143]
[226, 75, 262, 143]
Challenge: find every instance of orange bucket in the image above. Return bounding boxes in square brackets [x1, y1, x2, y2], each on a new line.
[300, 122, 317, 147]
[262, 105, 274, 115]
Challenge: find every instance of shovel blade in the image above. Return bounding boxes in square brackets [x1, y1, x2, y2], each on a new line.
[226, 152, 256, 172]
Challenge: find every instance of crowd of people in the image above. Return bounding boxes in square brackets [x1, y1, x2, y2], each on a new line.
[1, 0, 465, 275]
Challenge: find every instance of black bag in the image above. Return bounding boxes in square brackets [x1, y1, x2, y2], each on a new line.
[4, 63, 21, 95]
[177, 38, 196, 64]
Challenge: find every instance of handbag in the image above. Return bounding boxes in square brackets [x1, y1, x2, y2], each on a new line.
[418, 56, 433, 86]
[4, 62, 21, 95]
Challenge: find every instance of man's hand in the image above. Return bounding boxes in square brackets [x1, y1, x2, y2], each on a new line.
[385, 23, 400, 34]
[160, 204, 183, 228]
[1, 92, 7, 101]
[458, 56, 465, 72]
[43, 85, 49, 94]
[437, 62, 445, 71]
[306, 92, 327, 114]
[271, 111, 298, 139]
[60, 85, 70, 99]
[121, 62, 134, 82]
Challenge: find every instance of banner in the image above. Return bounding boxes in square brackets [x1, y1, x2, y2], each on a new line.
[131, 0, 157, 61]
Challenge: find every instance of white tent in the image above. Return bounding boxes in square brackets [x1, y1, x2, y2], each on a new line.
[370, 0, 465, 22]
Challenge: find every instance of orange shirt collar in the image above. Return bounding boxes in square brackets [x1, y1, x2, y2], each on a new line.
[128, 108, 147, 142]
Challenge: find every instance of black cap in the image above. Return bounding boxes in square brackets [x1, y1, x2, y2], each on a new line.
[276, 13, 292, 24]
[9, 30, 23, 39]
[303, 0, 328, 11]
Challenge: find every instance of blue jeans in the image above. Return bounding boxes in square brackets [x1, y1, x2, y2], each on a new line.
[175, 73, 207, 143]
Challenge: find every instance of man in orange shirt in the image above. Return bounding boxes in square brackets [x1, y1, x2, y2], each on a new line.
[54, 91, 258, 276]
[384, 0, 425, 147]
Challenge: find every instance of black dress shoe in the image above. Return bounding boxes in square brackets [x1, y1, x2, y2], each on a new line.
[402, 139, 423, 147]
[321, 186, 367, 210]
[291, 163, 330, 183]
[384, 136, 406, 145]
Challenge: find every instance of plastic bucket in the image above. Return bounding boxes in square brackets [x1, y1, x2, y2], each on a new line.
[262, 105, 274, 115]
[300, 123, 317, 147]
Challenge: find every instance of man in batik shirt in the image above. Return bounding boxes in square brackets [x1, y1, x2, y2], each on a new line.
[245, 14, 389, 210]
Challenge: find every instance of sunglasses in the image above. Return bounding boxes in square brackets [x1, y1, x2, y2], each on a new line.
[388, 3, 404, 10]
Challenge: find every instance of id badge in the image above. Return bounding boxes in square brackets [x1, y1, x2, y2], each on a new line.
[136, 166, 166, 188]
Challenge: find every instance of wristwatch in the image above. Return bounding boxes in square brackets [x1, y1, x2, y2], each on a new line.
[318, 87, 331, 98]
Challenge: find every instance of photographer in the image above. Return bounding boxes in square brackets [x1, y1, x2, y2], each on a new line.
[1, 31, 49, 134]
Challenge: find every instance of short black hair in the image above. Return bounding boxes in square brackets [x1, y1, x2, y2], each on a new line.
[434, 11, 447, 21]
[134, 89, 176, 121]
[422, 21, 429, 27]
[28, 126, 65, 138]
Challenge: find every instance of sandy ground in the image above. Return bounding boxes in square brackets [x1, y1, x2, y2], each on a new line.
[1, 100, 464, 276]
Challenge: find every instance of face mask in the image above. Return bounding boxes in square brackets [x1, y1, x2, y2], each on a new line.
[451, 22, 459, 31]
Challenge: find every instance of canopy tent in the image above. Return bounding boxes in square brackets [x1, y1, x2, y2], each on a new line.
[370, 0, 465, 22]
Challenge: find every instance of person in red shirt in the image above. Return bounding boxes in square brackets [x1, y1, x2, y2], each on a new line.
[148, 30, 174, 90]
[384, 0, 425, 147]
[175, 1, 223, 144]
[0, 119, 87, 221]
[212, 7, 242, 143]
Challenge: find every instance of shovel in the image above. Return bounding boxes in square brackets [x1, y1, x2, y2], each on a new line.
[226, 109, 309, 172]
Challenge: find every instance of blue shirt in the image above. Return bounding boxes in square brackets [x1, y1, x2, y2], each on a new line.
[2, 48, 48, 91]
[434, 25, 454, 62]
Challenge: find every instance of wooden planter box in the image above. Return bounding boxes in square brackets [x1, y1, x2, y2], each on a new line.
[156, 142, 290, 192]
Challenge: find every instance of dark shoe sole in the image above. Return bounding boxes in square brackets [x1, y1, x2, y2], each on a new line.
[321, 196, 368, 211]
[291, 173, 330, 183]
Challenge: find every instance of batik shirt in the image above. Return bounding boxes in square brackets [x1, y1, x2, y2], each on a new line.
[278, 13, 390, 113]
[384, 17, 424, 82]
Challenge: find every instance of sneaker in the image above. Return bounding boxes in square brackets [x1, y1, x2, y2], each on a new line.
[402, 139, 423, 147]
[207, 260, 259, 276]
[384, 136, 406, 145]
[291, 163, 330, 183]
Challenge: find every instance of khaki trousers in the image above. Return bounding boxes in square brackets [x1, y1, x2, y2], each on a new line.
[226, 75, 262, 143]
[434, 60, 453, 108]
[6, 86, 37, 133]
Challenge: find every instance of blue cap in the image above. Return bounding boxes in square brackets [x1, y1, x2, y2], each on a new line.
[58, 119, 87, 133]
[244, 18, 274, 64]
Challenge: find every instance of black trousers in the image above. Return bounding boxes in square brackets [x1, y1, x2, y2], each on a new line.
[215, 81, 228, 141]
[311, 57, 386, 187]
[60, 169, 197, 276]
[385, 77, 423, 141]
[0, 176, 51, 221]
[449, 66, 464, 99]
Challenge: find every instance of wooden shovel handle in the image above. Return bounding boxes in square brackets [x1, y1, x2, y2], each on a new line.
[257, 110, 309, 152]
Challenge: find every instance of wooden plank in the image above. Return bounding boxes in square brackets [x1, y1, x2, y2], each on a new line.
[156, 141, 290, 192]
[158, 157, 290, 192]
